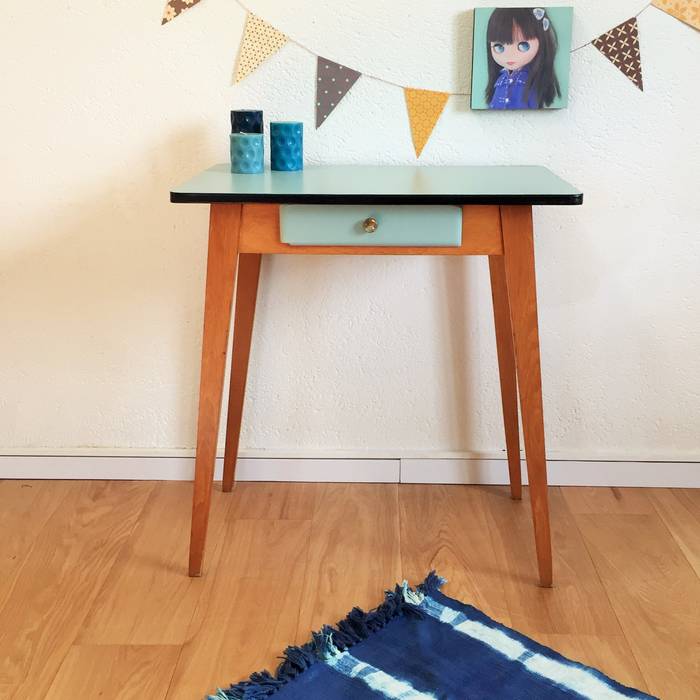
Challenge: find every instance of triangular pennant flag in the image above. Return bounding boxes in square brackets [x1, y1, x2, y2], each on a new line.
[652, 0, 700, 31]
[404, 88, 449, 158]
[234, 13, 288, 83]
[316, 57, 362, 128]
[592, 17, 644, 91]
[161, 0, 204, 25]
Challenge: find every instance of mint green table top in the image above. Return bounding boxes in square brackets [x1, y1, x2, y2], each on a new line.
[171, 164, 582, 206]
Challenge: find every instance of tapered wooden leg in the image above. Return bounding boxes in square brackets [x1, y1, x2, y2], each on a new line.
[488, 255, 522, 500]
[222, 253, 262, 492]
[501, 205, 553, 587]
[189, 204, 242, 577]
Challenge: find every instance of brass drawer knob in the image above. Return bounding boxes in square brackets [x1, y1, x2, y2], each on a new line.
[362, 217, 378, 233]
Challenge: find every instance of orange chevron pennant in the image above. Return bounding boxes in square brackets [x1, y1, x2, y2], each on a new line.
[404, 88, 450, 158]
[652, 0, 700, 31]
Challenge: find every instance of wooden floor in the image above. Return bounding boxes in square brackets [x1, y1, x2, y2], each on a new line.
[0, 481, 698, 699]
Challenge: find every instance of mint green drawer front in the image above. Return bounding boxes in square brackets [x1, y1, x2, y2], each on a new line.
[280, 205, 462, 247]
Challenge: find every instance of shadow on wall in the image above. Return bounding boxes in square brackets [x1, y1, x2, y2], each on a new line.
[451, 9, 475, 112]
[1, 128, 215, 448]
[438, 256, 477, 450]
[3, 131, 492, 453]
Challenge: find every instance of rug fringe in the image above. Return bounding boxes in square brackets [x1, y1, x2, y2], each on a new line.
[418, 570, 447, 597]
[209, 571, 445, 700]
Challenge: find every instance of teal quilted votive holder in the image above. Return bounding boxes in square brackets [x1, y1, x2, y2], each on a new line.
[230, 133, 264, 174]
[270, 122, 303, 171]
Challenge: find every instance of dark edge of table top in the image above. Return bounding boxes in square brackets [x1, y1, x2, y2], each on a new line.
[170, 192, 583, 205]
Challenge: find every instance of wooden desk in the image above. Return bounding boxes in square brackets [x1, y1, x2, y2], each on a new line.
[171, 164, 583, 586]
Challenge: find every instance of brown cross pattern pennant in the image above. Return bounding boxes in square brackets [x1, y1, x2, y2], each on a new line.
[162, 0, 203, 25]
[592, 17, 643, 91]
[316, 57, 362, 128]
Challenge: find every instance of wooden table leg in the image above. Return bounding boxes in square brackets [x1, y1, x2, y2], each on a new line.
[500, 205, 553, 587]
[488, 255, 522, 500]
[189, 204, 241, 577]
[222, 253, 262, 492]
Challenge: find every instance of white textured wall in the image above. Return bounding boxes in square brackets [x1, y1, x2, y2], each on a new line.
[1, 1, 698, 461]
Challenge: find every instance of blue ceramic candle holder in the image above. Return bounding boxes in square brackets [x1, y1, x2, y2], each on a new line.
[270, 122, 303, 171]
[230, 133, 264, 174]
[231, 109, 263, 134]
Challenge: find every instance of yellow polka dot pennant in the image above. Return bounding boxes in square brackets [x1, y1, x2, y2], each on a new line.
[404, 89, 450, 158]
[234, 13, 288, 84]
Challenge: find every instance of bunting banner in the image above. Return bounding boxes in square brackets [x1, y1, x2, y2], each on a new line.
[234, 13, 288, 84]
[162, 2, 698, 157]
[316, 57, 362, 128]
[404, 89, 450, 158]
[652, 0, 700, 31]
[162, 0, 203, 25]
[592, 18, 644, 91]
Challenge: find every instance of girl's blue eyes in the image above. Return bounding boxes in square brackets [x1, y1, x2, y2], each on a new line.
[492, 41, 531, 54]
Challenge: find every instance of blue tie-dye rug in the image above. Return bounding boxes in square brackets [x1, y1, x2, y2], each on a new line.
[209, 572, 655, 699]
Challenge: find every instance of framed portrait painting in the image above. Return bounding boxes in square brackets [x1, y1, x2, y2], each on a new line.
[471, 7, 573, 110]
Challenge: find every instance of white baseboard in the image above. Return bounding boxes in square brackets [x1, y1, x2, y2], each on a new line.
[5, 447, 699, 462]
[0, 454, 697, 487]
[400, 459, 699, 488]
[0, 455, 400, 483]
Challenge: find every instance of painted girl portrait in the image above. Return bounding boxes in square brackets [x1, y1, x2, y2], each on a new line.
[471, 7, 573, 110]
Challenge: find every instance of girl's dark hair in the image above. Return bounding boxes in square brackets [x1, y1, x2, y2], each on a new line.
[484, 8, 561, 108]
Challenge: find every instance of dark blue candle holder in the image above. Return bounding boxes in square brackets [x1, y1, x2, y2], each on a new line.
[230, 133, 264, 174]
[270, 122, 303, 172]
[231, 109, 263, 134]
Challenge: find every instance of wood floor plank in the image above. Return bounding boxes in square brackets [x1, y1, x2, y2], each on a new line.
[166, 517, 311, 700]
[0, 481, 696, 699]
[481, 486, 625, 637]
[79, 482, 231, 645]
[399, 484, 512, 625]
[572, 509, 700, 699]
[0, 481, 153, 695]
[561, 486, 655, 515]
[229, 482, 316, 520]
[535, 634, 649, 694]
[0, 480, 72, 610]
[296, 484, 402, 637]
[46, 645, 179, 699]
[649, 488, 700, 577]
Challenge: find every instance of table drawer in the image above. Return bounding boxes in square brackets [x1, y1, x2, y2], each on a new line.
[279, 205, 462, 247]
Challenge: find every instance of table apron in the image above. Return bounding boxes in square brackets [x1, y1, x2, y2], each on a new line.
[235, 203, 505, 256]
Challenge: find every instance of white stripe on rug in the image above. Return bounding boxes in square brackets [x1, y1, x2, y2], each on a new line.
[422, 596, 635, 700]
[326, 650, 438, 699]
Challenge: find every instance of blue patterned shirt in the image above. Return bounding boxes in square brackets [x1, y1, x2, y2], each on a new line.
[489, 67, 537, 110]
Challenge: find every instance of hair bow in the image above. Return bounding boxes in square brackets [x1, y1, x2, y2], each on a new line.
[533, 7, 550, 30]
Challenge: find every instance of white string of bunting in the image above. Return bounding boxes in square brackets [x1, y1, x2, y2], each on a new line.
[162, 0, 699, 157]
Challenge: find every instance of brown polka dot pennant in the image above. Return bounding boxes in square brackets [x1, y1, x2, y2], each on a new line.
[592, 17, 644, 91]
[316, 57, 362, 128]
[234, 13, 288, 83]
[161, 0, 203, 25]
